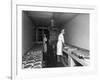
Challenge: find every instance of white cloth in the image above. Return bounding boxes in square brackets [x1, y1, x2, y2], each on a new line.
[57, 33, 64, 55]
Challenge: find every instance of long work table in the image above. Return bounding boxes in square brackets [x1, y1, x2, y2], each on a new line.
[63, 47, 90, 67]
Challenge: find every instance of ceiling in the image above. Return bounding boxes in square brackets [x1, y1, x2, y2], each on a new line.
[24, 11, 79, 27]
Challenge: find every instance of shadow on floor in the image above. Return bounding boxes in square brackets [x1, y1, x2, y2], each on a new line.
[43, 44, 66, 68]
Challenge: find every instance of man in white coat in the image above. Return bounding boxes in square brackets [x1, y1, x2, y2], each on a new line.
[57, 29, 65, 62]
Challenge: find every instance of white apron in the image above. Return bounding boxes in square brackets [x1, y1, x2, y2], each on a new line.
[43, 37, 47, 52]
[57, 33, 64, 55]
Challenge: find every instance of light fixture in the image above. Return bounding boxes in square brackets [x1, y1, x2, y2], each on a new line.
[51, 18, 54, 27]
[50, 13, 55, 28]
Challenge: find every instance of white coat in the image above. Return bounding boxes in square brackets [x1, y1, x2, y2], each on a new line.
[57, 33, 64, 55]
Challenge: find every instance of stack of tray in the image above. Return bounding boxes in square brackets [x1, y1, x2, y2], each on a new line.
[22, 50, 42, 69]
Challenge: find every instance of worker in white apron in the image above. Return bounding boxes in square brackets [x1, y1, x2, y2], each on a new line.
[43, 34, 47, 67]
[43, 34, 47, 53]
[57, 29, 65, 62]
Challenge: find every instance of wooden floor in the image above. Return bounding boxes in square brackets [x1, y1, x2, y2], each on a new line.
[42, 44, 68, 68]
